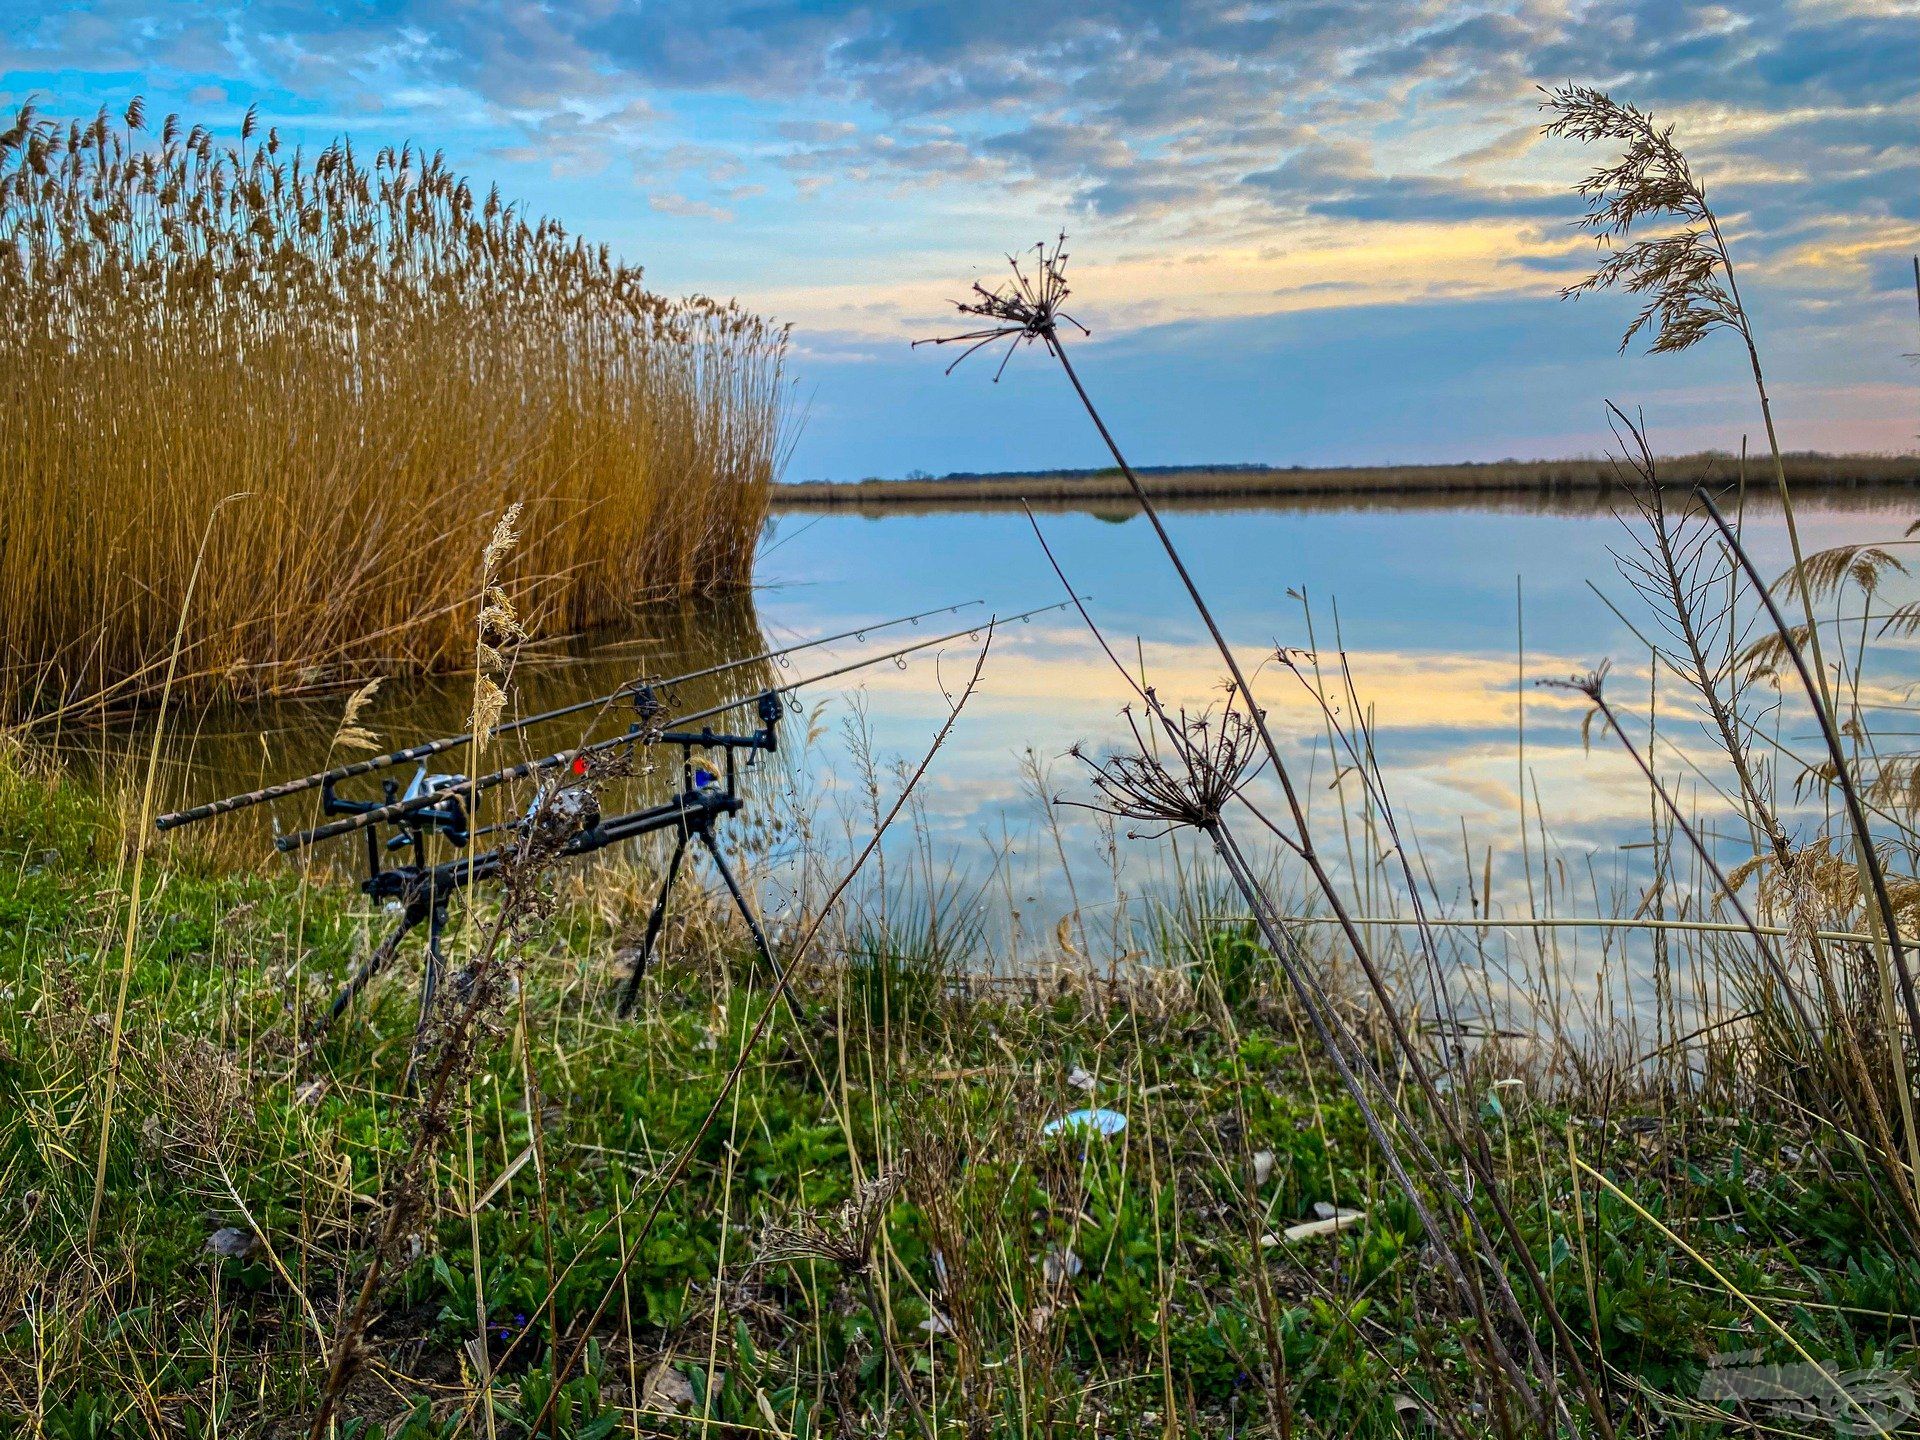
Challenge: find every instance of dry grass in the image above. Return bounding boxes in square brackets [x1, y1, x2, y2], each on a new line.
[0, 100, 788, 718]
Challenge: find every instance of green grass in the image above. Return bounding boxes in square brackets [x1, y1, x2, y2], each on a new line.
[2, 762, 1917, 1437]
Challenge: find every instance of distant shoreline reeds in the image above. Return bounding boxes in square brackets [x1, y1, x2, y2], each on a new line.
[775, 450, 1919, 507]
[0, 101, 788, 718]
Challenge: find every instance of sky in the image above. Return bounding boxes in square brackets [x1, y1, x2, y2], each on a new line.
[5, 0, 1917, 480]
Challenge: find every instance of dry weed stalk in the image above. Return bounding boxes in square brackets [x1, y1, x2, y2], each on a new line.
[1601, 418, 1920, 1217]
[1542, 663, 1920, 1237]
[935, 281, 1610, 1423]
[1552, 80, 1920, 1250]
[1066, 696, 1260, 836]
[1604, 409, 1789, 870]
[1071, 691, 1556, 1422]
[1543, 90, 1920, 1166]
[754, 1169, 905, 1273]
[305, 524, 627, 1437]
[305, 748, 617, 1438]
[1695, 488, 1920, 1191]
[516, 632, 994, 1439]
[1541, 86, 1831, 718]
[752, 1169, 934, 1439]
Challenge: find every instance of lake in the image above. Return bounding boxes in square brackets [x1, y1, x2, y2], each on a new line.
[117, 485, 1920, 1043]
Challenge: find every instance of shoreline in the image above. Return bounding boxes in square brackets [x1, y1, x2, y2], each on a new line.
[772, 450, 1920, 507]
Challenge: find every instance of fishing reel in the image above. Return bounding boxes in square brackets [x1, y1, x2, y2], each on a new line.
[320, 763, 470, 890]
[631, 683, 667, 732]
[397, 767, 471, 842]
[521, 767, 602, 840]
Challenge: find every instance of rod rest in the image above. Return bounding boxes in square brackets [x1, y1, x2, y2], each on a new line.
[360, 782, 742, 906]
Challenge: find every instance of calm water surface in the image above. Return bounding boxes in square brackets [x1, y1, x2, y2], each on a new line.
[122, 488, 1920, 1032]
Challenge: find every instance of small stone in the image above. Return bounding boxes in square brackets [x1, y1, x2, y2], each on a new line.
[643, 1359, 695, 1413]
[206, 1226, 258, 1259]
[1042, 1247, 1083, 1285]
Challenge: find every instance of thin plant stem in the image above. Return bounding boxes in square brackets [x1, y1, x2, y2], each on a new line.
[522, 632, 993, 1438]
[1018, 499, 1559, 1423]
[89, 491, 248, 1248]
[1696, 493, 1920, 1061]
[1032, 327, 1614, 1436]
[1695, 488, 1920, 1192]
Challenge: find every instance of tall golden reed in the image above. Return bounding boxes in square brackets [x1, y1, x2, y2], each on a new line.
[0, 100, 787, 716]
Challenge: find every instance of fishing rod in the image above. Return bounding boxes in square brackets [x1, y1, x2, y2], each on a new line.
[153, 598, 984, 832]
[278, 598, 1072, 854]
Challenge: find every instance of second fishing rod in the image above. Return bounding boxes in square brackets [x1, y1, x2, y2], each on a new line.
[154, 599, 984, 831]
[278, 599, 1074, 853]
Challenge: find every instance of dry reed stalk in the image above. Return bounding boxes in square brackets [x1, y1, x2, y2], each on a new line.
[1696, 490, 1920, 1182]
[1545, 665, 1920, 1233]
[1544, 84, 1920, 1195]
[1594, 408, 1920, 1219]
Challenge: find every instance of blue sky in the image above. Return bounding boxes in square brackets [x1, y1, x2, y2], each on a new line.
[6, 0, 1917, 479]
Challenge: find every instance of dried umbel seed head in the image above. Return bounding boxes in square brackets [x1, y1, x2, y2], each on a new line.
[913, 232, 1088, 380]
[1070, 692, 1263, 836]
[1538, 659, 1613, 706]
[751, 1167, 908, 1274]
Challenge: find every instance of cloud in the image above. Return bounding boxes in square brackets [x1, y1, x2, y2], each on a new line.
[4, 0, 1915, 463]
[9, 2, 1915, 274]
[647, 191, 734, 224]
[487, 99, 657, 178]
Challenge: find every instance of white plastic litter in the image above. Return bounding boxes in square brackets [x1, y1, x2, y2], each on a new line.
[1042, 1108, 1128, 1138]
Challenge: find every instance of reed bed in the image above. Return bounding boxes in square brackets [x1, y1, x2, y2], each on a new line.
[0, 100, 787, 718]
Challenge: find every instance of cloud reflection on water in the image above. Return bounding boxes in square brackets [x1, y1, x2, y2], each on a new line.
[746, 490, 1920, 1043]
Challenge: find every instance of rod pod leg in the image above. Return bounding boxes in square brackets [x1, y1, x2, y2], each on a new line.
[698, 829, 778, 974]
[403, 901, 451, 1094]
[308, 904, 424, 1047]
[616, 829, 692, 1017]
